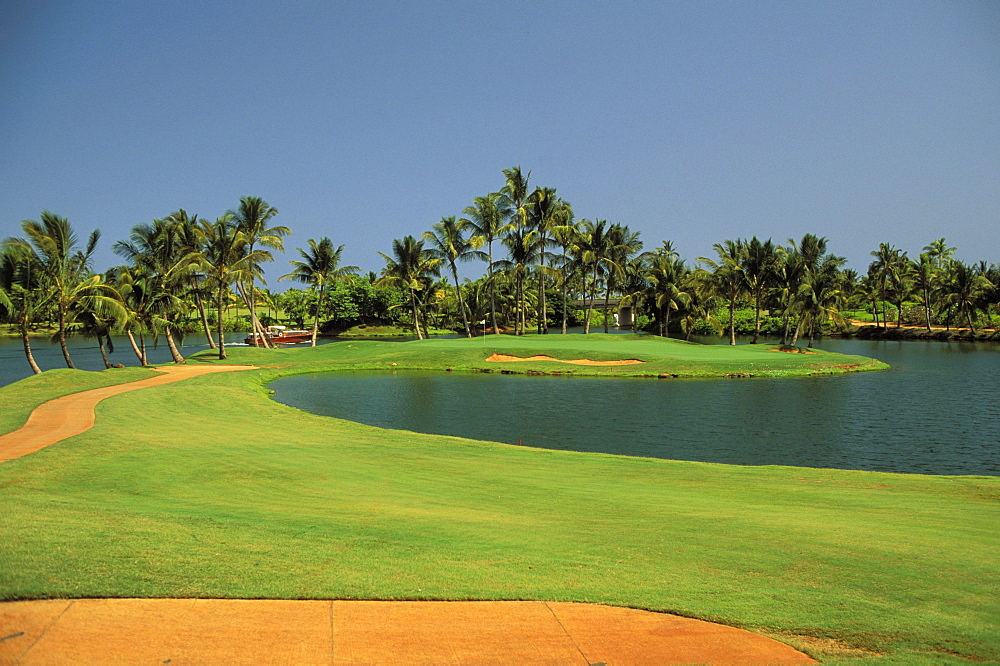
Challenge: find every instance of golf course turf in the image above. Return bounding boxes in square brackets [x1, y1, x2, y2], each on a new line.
[0, 335, 996, 663]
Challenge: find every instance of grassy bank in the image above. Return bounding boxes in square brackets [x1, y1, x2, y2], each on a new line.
[213, 333, 890, 379]
[0, 337, 995, 663]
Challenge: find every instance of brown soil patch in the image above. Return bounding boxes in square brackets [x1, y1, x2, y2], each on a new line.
[775, 633, 882, 660]
[0, 599, 817, 664]
[770, 347, 819, 354]
[0, 364, 259, 463]
[486, 353, 643, 366]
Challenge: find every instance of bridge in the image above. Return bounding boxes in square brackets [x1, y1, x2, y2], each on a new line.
[570, 298, 634, 329]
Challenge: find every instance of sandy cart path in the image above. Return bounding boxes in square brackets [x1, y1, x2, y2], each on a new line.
[0, 598, 816, 664]
[0, 365, 259, 463]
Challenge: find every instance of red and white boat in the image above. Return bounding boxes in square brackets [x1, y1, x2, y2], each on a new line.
[245, 325, 313, 346]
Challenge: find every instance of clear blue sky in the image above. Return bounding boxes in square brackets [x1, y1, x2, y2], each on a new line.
[2, 0, 998, 287]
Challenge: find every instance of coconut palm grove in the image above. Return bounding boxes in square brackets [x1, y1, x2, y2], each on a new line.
[2, 167, 998, 372]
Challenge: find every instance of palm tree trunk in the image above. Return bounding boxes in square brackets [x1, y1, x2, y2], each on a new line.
[57, 308, 75, 369]
[665, 303, 673, 339]
[790, 318, 803, 346]
[752, 299, 762, 344]
[311, 284, 323, 347]
[923, 288, 933, 333]
[194, 287, 216, 349]
[452, 263, 472, 338]
[165, 329, 185, 363]
[97, 335, 112, 369]
[561, 275, 569, 334]
[538, 265, 547, 335]
[19, 322, 42, 374]
[217, 289, 228, 360]
[126, 330, 146, 366]
[728, 298, 737, 345]
[515, 274, 528, 335]
[238, 281, 272, 349]
[409, 288, 423, 340]
[488, 249, 499, 335]
[604, 279, 613, 334]
[138, 332, 149, 366]
[585, 268, 597, 334]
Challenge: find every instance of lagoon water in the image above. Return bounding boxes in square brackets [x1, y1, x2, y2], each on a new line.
[0, 333, 251, 387]
[269, 338, 1000, 476]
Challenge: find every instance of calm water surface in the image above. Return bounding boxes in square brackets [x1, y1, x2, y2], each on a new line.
[0, 333, 251, 387]
[270, 338, 999, 475]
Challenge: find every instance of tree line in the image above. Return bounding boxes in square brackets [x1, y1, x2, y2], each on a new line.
[3, 169, 998, 374]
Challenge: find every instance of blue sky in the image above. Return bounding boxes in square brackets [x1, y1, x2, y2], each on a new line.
[2, 0, 998, 287]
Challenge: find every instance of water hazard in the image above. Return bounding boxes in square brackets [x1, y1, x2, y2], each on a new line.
[269, 338, 1000, 475]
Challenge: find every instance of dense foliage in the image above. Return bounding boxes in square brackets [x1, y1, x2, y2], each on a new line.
[2, 170, 998, 372]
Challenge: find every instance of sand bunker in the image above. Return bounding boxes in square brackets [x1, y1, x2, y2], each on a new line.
[769, 348, 819, 355]
[486, 353, 643, 366]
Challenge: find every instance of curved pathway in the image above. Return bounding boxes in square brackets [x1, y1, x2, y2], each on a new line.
[0, 599, 816, 664]
[0, 365, 817, 664]
[0, 364, 259, 463]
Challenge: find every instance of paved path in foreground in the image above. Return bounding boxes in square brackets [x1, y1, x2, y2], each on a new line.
[0, 599, 816, 664]
[0, 364, 259, 463]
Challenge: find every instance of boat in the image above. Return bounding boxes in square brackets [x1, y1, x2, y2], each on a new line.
[245, 325, 313, 346]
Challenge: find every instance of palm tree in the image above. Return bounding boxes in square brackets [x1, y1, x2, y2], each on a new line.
[739, 237, 777, 343]
[646, 243, 690, 337]
[909, 253, 938, 332]
[113, 217, 201, 363]
[231, 196, 290, 347]
[923, 238, 956, 265]
[858, 267, 883, 328]
[944, 262, 992, 331]
[0, 243, 49, 374]
[680, 270, 720, 341]
[279, 238, 358, 346]
[106, 265, 156, 366]
[376, 236, 441, 340]
[500, 166, 530, 229]
[794, 254, 847, 346]
[198, 214, 269, 360]
[422, 217, 485, 338]
[575, 219, 614, 334]
[600, 223, 644, 333]
[869, 242, 903, 328]
[549, 214, 581, 334]
[699, 239, 743, 345]
[885, 251, 912, 327]
[494, 225, 538, 335]
[525, 187, 564, 333]
[9, 212, 123, 368]
[462, 192, 513, 334]
[167, 209, 216, 348]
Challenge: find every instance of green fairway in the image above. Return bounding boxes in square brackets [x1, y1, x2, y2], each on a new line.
[206, 332, 891, 379]
[0, 336, 996, 663]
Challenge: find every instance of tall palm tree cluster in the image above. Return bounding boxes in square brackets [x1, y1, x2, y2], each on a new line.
[380, 168, 998, 344]
[862, 239, 999, 333]
[0, 197, 331, 372]
[3, 174, 998, 374]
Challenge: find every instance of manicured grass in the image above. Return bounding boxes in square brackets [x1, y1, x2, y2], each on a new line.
[0, 336, 995, 663]
[210, 333, 889, 379]
[0, 367, 162, 435]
